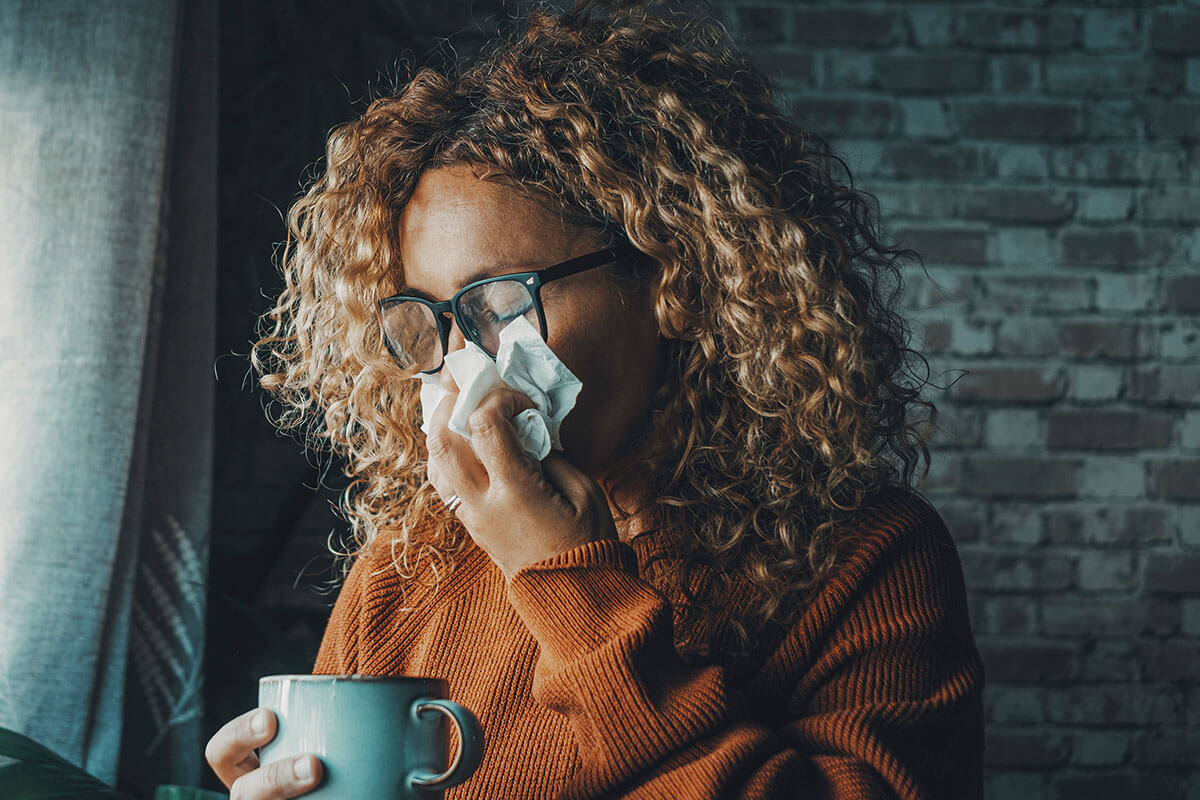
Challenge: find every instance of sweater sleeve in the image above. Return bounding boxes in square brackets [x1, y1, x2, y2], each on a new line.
[312, 552, 369, 675]
[505, 502, 984, 800]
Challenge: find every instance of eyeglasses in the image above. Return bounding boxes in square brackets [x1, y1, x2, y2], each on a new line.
[378, 244, 640, 374]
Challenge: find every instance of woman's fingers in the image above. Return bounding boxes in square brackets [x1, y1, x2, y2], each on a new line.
[205, 709, 274, 788]
[425, 387, 486, 498]
[468, 388, 541, 487]
[542, 452, 615, 524]
[206, 709, 322, 799]
[229, 755, 322, 800]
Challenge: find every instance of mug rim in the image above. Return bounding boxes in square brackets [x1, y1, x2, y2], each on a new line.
[259, 674, 447, 684]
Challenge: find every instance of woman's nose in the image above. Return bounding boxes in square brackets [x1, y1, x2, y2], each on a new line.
[446, 316, 468, 354]
[440, 314, 468, 392]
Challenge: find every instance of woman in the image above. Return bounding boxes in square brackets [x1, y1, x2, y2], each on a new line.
[206, 3, 984, 798]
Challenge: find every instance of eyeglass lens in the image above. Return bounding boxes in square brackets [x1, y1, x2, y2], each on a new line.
[380, 279, 539, 372]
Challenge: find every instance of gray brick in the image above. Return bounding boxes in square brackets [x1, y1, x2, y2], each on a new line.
[873, 184, 958, 219]
[956, 11, 1078, 52]
[1139, 187, 1200, 223]
[1048, 145, 1186, 184]
[1133, 728, 1200, 765]
[962, 456, 1078, 499]
[1161, 321, 1200, 360]
[987, 773, 1051, 800]
[990, 56, 1040, 93]
[796, 97, 899, 138]
[980, 595, 1039, 635]
[1175, 506, 1200, 546]
[1149, 460, 1200, 501]
[1150, 12, 1200, 54]
[793, 8, 905, 48]
[986, 687, 1045, 723]
[995, 144, 1050, 179]
[1081, 640, 1140, 682]
[1082, 11, 1140, 52]
[1044, 687, 1182, 725]
[1072, 731, 1131, 766]
[1044, 506, 1170, 547]
[1061, 228, 1186, 269]
[1183, 599, 1200, 635]
[1095, 273, 1158, 313]
[1054, 772, 1146, 800]
[1078, 187, 1136, 222]
[1077, 550, 1138, 592]
[893, 226, 989, 265]
[1046, 410, 1174, 451]
[959, 188, 1076, 224]
[1141, 641, 1200, 681]
[991, 227, 1053, 266]
[985, 729, 1070, 767]
[1044, 57, 1165, 96]
[1164, 275, 1200, 312]
[978, 275, 1093, 313]
[984, 410, 1043, 450]
[877, 54, 987, 94]
[990, 504, 1045, 546]
[1042, 597, 1174, 636]
[1082, 99, 1146, 142]
[1058, 321, 1150, 361]
[1145, 551, 1200, 591]
[928, 404, 984, 449]
[819, 52, 872, 91]
[952, 367, 1067, 405]
[1146, 99, 1200, 140]
[978, 641, 1079, 683]
[907, 7, 953, 49]
[960, 549, 1072, 591]
[883, 143, 993, 181]
[958, 99, 1082, 142]
[1066, 366, 1124, 404]
[1131, 366, 1200, 406]
[898, 99, 954, 140]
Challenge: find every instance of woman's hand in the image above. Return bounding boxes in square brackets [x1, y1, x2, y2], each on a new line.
[425, 384, 619, 580]
[205, 709, 322, 799]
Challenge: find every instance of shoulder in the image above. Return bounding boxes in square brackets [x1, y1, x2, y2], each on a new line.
[834, 487, 958, 575]
[804, 487, 971, 632]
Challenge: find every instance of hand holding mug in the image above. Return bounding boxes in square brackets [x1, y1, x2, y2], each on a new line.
[205, 708, 321, 799]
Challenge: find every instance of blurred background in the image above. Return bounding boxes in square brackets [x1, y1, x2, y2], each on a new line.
[0, 0, 1196, 798]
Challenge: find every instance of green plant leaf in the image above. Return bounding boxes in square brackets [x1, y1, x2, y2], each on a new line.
[0, 728, 127, 799]
[0, 761, 126, 798]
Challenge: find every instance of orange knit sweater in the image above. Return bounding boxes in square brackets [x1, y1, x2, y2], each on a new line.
[313, 489, 984, 799]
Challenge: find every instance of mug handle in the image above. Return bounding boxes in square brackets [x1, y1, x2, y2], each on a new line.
[408, 698, 485, 790]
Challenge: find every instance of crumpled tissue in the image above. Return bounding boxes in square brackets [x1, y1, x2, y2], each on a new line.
[418, 315, 583, 462]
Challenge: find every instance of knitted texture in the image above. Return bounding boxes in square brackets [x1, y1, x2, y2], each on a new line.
[313, 489, 984, 798]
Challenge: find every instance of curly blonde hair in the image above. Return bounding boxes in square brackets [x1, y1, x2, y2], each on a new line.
[254, 2, 932, 660]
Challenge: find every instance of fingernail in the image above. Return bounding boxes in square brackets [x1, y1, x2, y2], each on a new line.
[251, 710, 267, 735]
[293, 757, 312, 781]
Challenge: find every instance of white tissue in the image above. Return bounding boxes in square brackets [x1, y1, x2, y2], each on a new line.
[418, 316, 582, 462]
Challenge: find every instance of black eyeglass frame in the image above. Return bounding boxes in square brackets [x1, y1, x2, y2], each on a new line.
[377, 243, 641, 374]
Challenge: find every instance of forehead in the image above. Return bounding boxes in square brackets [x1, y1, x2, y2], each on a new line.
[398, 166, 577, 294]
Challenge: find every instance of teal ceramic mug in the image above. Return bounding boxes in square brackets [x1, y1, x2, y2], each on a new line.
[258, 675, 484, 798]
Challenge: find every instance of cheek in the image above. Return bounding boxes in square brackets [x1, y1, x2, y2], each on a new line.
[552, 308, 663, 472]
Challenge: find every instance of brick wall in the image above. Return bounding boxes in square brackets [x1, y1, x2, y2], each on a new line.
[710, 1, 1199, 797]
